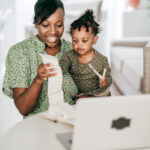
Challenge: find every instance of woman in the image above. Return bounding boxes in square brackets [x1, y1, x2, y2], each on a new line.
[2, 0, 78, 116]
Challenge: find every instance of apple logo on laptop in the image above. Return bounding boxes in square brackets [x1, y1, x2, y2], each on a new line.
[111, 117, 131, 130]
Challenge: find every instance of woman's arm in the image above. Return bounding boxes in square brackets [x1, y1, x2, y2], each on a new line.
[12, 78, 42, 116]
[12, 63, 56, 116]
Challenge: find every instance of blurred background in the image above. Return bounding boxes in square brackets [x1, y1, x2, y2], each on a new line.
[0, 0, 150, 136]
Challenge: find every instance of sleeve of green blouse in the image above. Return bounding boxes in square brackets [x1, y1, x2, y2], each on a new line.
[59, 51, 71, 75]
[2, 45, 30, 98]
[103, 57, 112, 88]
[59, 40, 78, 104]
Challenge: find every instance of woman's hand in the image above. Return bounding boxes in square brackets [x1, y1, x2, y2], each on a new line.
[12, 63, 56, 116]
[99, 77, 108, 87]
[35, 63, 57, 84]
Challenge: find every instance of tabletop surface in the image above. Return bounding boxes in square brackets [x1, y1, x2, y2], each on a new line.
[0, 114, 150, 150]
[0, 115, 73, 150]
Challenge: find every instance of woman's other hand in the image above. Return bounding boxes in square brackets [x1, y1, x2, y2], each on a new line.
[35, 63, 57, 84]
[99, 77, 108, 87]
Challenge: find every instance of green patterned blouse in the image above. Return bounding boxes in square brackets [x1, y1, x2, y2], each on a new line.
[2, 35, 78, 116]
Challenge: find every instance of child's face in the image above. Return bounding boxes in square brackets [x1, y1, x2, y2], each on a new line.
[71, 26, 98, 55]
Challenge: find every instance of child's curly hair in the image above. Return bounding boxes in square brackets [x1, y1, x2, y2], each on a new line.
[70, 9, 100, 35]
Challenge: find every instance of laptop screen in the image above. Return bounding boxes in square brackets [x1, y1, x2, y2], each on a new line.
[72, 94, 150, 150]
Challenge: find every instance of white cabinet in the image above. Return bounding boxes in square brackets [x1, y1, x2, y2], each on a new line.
[123, 10, 150, 37]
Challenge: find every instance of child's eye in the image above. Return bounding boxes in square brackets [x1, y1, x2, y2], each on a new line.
[83, 40, 88, 43]
[73, 40, 78, 43]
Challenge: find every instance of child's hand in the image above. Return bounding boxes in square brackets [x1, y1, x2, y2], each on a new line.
[99, 77, 108, 87]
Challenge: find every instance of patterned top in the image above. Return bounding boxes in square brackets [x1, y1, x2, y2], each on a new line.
[59, 50, 112, 96]
[2, 35, 78, 116]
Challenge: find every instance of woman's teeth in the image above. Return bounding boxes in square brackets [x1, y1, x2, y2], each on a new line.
[47, 37, 57, 42]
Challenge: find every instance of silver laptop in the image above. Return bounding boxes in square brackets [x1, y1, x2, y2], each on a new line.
[56, 94, 150, 150]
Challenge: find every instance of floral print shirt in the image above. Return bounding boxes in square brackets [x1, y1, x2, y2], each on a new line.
[2, 35, 78, 116]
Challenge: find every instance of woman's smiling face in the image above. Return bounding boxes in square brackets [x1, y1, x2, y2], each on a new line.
[36, 8, 64, 48]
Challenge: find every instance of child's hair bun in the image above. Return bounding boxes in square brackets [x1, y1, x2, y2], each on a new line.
[81, 9, 95, 23]
[70, 9, 100, 35]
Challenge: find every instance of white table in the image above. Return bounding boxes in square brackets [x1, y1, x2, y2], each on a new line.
[1, 115, 150, 150]
[0, 115, 73, 150]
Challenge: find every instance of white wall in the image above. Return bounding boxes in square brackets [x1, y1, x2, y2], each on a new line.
[0, 0, 22, 136]
[0, 0, 16, 66]
[123, 10, 150, 37]
[15, 0, 36, 42]
[136, 0, 150, 9]
[95, 0, 150, 60]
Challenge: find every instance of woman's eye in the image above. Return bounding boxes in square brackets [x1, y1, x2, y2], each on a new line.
[56, 24, 63, 28]
[42, 24, 49, 27]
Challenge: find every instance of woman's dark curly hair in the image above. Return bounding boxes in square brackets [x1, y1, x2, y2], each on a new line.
[33, 0, 64, 25]
[70, 9, 100, 35]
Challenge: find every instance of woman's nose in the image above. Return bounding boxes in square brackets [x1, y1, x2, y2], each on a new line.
[48, 26, 57, 34]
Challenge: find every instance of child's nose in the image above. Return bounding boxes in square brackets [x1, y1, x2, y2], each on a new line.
[78, 41, 83, 47]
